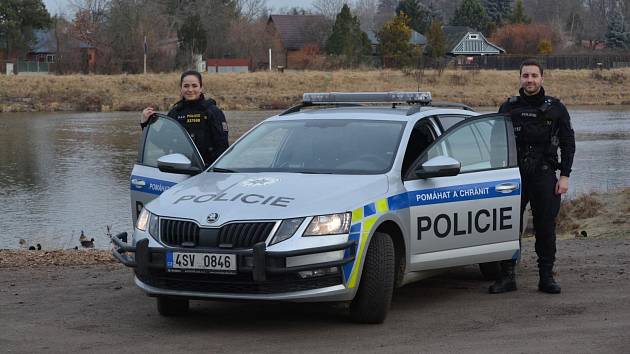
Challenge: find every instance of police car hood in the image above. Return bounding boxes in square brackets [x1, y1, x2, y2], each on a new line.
[149, 172, 388, 224]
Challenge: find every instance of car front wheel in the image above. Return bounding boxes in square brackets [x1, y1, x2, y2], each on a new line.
[349, 231, 395, 324]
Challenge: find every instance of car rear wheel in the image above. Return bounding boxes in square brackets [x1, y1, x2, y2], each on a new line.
[157, 296, 189, 316]
[479, 261, 501, 281]
[349, 231, 395, 324]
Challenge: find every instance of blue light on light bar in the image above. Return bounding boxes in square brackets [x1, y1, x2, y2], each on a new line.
[303, 92, 432, 104]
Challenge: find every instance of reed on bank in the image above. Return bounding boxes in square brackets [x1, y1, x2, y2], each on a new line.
[1, 68, 629, 112]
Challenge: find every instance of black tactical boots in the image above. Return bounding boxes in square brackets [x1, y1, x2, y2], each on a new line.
[489, 260, 517, 294]
[538, 268, 561, 294]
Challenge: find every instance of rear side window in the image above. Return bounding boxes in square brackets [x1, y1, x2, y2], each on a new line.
[437, 115, 470, 131]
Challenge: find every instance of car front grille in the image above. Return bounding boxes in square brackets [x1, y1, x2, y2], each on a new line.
[218, 222, 275, 248]
[160, 218, 199, 247]
[160, 219, 276, 249]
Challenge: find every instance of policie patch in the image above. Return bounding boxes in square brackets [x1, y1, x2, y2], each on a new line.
[222, 121, 229, 132]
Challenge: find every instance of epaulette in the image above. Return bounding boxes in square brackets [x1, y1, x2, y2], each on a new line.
[508, 96, 519, 104]
[201, 97, 217, 108]
[171, 99, 184, 110]
[540, 96, 559, 112]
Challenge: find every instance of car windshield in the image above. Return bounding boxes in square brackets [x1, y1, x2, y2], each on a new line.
[213, 119, 406, 174]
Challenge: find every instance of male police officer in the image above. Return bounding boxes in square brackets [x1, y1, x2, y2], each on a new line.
[490, 59, 575, 294]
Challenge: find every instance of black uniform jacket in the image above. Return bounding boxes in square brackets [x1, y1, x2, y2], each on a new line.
[499, 87, 575, 177]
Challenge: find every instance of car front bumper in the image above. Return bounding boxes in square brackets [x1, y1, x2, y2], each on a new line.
[112, 232, 357, 301]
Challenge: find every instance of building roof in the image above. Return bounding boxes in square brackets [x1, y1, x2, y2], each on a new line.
[366, 30, 427, 46]
[29, 29, 95, 53]
[31, 30, 57, 54]
[442, 26, 505, 55]
[268, 14, 327, 50]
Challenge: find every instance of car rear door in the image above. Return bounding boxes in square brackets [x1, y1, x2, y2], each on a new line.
[403, 114, 521, 270]
[130, 114, 204, 225]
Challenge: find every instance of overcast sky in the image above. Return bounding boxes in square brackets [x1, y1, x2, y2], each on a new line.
[43, 0, 316, 16]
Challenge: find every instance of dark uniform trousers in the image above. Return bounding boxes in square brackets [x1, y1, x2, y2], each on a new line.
[520, 166, 560, 270]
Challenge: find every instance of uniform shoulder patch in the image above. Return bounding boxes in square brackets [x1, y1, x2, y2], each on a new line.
[222, 121, 228, 132]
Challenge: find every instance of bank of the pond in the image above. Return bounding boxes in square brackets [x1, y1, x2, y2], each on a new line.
[1, 188, 628, 268]
[1, 69, 629, 112]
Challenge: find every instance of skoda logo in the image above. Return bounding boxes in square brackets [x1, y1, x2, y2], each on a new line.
[207, 213, 219, 224]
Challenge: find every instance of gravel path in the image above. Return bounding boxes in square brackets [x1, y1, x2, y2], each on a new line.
[1, 235, 629, 354]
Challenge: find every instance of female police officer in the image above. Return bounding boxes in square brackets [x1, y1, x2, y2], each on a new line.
[141, 70, 229, 166]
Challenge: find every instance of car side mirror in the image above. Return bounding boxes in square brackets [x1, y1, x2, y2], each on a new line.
[157, 153, 201, 175]
[414, 156, 461, 179]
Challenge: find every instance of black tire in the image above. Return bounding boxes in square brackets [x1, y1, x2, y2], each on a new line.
[157, 296, 189, 316]
[349, 232, 395, 324]
[479, 261, 501, 281]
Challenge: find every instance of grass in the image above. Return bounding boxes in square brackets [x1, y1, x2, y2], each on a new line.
[556, 188, 630, 238]
[1, 68, 630, 112]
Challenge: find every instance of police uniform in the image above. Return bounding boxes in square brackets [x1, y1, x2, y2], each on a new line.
[490, 87, 575, 294]
[143, 94, 229, 166]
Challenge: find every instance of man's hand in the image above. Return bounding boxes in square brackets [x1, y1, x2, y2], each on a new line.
[556, 176, 569, 195]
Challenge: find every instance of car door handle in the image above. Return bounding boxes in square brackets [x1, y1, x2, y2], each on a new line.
[131, 179, 146, 187]
[495, 183, 518, 193]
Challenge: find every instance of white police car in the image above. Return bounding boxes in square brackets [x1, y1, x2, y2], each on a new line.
[113, 92, 521, 323]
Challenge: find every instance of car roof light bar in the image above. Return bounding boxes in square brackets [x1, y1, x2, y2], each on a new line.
[303, 92, 432, 105]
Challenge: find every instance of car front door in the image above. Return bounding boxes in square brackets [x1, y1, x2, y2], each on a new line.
[403, 114, 521, 271]
[130, 114, 204, 225]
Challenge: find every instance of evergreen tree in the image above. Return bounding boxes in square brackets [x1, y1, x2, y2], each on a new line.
[377, 12, 414, 67]
[605, 10, 630, 50]
[425, 20, 446, 59]
[450, 0, 493, 34]
[483, 0, 512, 26]
[396, 0, 441, 34]
[0, 0, 51, 54]
[508, 0, 531, 24]
[326, 4, 372, 65]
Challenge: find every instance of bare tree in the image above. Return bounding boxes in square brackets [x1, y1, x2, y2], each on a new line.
[236, 0, 268, 22]
[313, 0, 346, 20]
[353, 0, 379, 33]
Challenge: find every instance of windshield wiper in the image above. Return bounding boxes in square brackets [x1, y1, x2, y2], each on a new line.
[297, 171, 334, 174]
[210, 167, 237, 173]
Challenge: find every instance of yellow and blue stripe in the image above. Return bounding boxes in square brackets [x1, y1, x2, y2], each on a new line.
[342, 179, 520, 288]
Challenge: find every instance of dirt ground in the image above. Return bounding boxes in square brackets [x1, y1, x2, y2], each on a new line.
[1, 235, 629, 354]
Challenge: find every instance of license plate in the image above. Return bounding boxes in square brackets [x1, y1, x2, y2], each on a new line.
[166, 252, 237, 274]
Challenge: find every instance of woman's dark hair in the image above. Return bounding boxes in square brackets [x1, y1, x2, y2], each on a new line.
[180, 70, 203, 87]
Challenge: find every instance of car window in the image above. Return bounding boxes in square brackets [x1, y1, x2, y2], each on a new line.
[437, 114, 470, 131]
[214, 119, 406, 174]
[141, 116, 202, 168]
[422, 116, 508, 173]
[401, 121, 436, 177]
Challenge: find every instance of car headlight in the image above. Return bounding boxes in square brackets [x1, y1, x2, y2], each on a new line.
[303, 213, 351, 236]
[136, 209, 150, 231]
[136, 209, 159, 238]
[270, 218, 305, 245]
